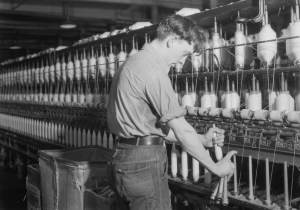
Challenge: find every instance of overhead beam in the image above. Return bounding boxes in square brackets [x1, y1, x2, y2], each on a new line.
[0, 25, 81, 31]
[0, 9, 113, 24]
[61, 0, 203, 10]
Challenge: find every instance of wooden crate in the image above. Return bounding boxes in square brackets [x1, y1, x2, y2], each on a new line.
[39, 146, 111, 210]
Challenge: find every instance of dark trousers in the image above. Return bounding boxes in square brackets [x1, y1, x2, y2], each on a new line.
[107, 143, 171, 210]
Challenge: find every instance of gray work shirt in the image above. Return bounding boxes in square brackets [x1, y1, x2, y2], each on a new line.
[107, 43, 185, 138]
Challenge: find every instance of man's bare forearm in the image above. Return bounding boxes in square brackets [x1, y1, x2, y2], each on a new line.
[167, 117, 219, 176]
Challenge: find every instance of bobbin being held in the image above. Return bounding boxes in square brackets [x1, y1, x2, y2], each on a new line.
[203, 126, 225, 147]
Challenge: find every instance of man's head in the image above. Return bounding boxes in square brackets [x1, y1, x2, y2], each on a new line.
[154, 14, 207, 66]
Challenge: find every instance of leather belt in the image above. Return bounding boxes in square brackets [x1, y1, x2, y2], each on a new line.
[119, 136, 164, 146]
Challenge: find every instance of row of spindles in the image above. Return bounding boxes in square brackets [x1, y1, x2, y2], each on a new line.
[173, 73, 300, 117]
[0, 35, 153, 104]
[170, 142, 295, 209]
[175, 1, 300, 74]
[0, 113, 115, 149]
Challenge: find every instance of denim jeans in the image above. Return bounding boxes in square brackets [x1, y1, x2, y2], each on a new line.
[107, 143, 171, 210]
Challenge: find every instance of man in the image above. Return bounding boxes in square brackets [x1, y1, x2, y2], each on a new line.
[107, 14, 236, 210]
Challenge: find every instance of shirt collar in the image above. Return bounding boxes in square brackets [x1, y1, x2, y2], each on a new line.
[142, 43, 169, 73]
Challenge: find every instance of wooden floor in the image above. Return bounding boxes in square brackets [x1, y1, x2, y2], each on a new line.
[0, 165, 27, 210]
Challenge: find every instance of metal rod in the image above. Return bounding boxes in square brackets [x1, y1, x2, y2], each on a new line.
[4, 34, 300, 69]
[248, 155, 254, 201]
[169, 67, 300, 78]
[232, 155, 238, 196]
[283, 161, 290, 210]
[217, 177, 224, 202]
[265, 158, 271, 205]
[222, 175, 228, 206]
[211, 181, 220, 200]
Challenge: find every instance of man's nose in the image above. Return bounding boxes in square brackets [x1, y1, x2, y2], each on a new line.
[178, 55, 187, 65]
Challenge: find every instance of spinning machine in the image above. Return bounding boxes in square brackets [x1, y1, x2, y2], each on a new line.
[1, 0, 300, 209]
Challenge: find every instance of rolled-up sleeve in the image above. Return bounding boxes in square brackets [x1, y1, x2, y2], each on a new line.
[145, 71, 186, 124]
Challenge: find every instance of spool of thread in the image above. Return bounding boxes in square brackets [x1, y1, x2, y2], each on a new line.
[94, 94, 102, 104]
[65, 126, 70, 146]
[269, 91, 277, 110]
[276, 92, 290, 112]
[81, 49, 88, 80]
[209, 108, 222, 117]
[257, 11, 277, 66]
[192, 158, 200, 182]
[34, 94, 39, 102]
[82, 128, 87, 146]
[89, 48, 96, 79]
[72, 94, 78, 103]
[240, 109, 254, 119]
[254, 110, 269, 121]
[187, 106, 199, 116]
[75, 52, 81, 80]
[97, 131, 102, 146]
[43, 94, 49, 102]
[48, 93, 53, 102]
[73, 128, 77, 147]
[269, 110, 284, 122]
[86, 93, 94, 103]
[52, 93, 58, 102]
[182, 93, 194, 107]
[201, 93, 213, 108]
[77, 128, 82, 147]
[198, 107, 209, 116]
[109, 43, 115, 78]
[289, 94, 295, 112]
[235, 26, 246, 68]
[118, 40, 126, 67]
[79, 94, 85, 103]
[190, 92, 199, 107]
[39, 93, 43, 101]
[87, 129, 92, 145]
[65, 93, 71, 103]
[286, 111, 300, 123]
[247, 92, 262, 111]
[222, 108, 235, 119]
[181, 149, 188, 181]
[98, 45, 107, 77]
[92, 131, 97, 145]
[59, 93, 65, 102]
[103, 132, 108, 148]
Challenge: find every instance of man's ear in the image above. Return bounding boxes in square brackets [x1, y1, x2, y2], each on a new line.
[166, 36, 177, 48]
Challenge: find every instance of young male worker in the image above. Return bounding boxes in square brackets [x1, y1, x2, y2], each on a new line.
[107, 14, 237, 210]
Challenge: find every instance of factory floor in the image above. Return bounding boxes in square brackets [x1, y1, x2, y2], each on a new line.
[0, 165, 27, 210]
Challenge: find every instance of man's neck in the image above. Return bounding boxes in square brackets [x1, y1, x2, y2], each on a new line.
[149, 39, 173, 72]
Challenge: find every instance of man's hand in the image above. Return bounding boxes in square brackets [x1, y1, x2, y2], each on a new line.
[216, 150, 237, 180]
[203, 126, 225, 147]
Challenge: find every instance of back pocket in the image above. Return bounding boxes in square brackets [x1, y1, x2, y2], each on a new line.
[121, 166, 155, 199]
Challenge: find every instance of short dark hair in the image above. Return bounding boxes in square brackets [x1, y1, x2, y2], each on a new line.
[156, 14, 207, 53]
